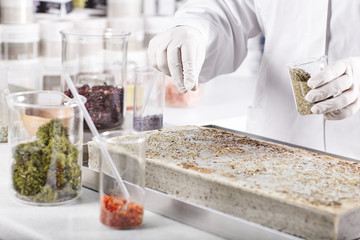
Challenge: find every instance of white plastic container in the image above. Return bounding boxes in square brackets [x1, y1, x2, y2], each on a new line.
[0, 0, 33, 24]
[39, 20, 74, 59]
[107, 17, 144, 51]
[107, 0, 142, 18]
[0, 24, 40, 60]
[42, 58, 62, 91]
[143, 0, 176, 16]
[2, 59, 44, 90]
[144, 16, 173, 48]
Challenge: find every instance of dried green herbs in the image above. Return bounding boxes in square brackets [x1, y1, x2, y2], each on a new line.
[12, 118, 81, 204]
[289, 68, 313, 115]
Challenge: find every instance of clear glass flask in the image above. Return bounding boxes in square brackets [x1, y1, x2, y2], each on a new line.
[61, 28, 130, 131]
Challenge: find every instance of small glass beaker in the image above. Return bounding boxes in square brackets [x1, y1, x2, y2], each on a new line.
[61, 28, 130, 131]
[133, 67, 165, 131]
[97, 130, 146, 229]
[288, 55, 327, 115]
[7, 91, 84, 205]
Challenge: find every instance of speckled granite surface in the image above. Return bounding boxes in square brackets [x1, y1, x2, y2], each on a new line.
[88, 126, 360, 240]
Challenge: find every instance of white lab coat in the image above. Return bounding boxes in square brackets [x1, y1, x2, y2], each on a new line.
[172, 0, 360, 159]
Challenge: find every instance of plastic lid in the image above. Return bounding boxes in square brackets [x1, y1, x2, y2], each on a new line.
[107, 17, 144, 41]
[72, 17, 107, 30]
[0, 23, 40, 43]
[0, 0, 33, 7]
[143, 0, 176, 16]
[144, 16, 174, 34]
[39, 20, 74, 42]
[143, 0, 157, 16]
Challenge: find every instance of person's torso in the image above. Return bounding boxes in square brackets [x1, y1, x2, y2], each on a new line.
[247, 0, 360, 159]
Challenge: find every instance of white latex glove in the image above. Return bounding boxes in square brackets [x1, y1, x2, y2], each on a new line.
[148, 26, 206, 94]
[305, 58, 360, 120]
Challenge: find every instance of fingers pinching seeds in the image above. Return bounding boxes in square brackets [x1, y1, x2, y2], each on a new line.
[181, 40, 198, 91]
[167, 43, 186, 93]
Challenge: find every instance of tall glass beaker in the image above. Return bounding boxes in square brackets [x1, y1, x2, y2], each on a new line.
[97, 130, 146, 229]
[61, 28, 130, 131]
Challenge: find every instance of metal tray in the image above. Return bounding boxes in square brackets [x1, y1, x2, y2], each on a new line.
[81, 125, 358, 240]
[81, 166, 301, 240]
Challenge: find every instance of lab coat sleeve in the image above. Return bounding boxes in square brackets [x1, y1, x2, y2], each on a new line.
[171, 0, 262, 82]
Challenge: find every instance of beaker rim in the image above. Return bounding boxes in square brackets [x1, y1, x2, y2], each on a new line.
[287, 55, 328, 69]
[60, 28, 131, 38]
[97, 130, 147, 144]
[7, 90, 86, 109]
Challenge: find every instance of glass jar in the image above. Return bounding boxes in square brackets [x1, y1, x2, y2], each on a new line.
[107, 0, 142, 18]
[144, 16, 173, 49]
[97, 130, 146, 229]
[61, 28, 130, 131]
[0, 24, 40, 60]
[0, 0, 33, 24]
[133, 67, 165, 131]
[107, 17, 144, 52]
[7, 91, 84, 205]
[39, 20, 74, 59]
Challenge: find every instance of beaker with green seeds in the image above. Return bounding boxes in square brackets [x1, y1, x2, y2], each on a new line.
[288, 55, 327, 115]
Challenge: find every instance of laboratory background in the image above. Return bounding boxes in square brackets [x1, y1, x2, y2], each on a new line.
[0, 1, 359, 240]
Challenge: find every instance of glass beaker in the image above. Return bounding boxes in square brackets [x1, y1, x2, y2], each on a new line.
[97, 130, 146, 229]
[7, 91, 84, 205]
[288, 55, 327, 115]
[61, 28, 130, 131]
[133, 67, 165, 131]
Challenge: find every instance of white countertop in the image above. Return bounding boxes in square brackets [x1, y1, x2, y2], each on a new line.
[0, 142, 225, 240]
[0, 70, 257, 240]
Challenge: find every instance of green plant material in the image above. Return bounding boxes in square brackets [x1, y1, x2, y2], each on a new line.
[289, 68, 313, 115]
[12, 118, 81, 203]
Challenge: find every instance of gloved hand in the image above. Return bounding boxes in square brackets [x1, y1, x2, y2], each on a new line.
[305, 58, 360, 120]
[148, 26, 206, 94]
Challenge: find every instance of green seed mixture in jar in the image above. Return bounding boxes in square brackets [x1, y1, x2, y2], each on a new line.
[289, 68, 313, 115]
[12, 118, 81, 204]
